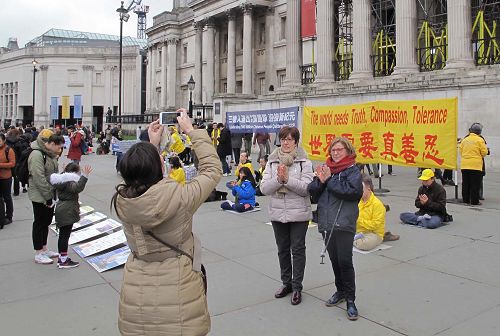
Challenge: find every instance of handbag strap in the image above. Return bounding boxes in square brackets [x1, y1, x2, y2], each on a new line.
[146, 231, 193, 262]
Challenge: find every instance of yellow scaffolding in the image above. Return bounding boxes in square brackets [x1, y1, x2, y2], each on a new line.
[417, 21, 447, 71]
[372, 30, 396, 76]
[334, 37, 353, 80]
[472, 9, 500, 65]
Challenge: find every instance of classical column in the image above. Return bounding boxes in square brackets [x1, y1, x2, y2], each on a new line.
[161, 41, 168, 108]
[214, 28, 220, 94]
[194, 22, 203, 104]
[204, 20, 215, 103]
[316, 0, 335, 82]
[82, 65, 94, 127]
[285, 0, 302, 87]
[350, 0, 373, 80]
[242, 4, 254, 94]
[40, 65, 49, 126]
[446, 0, 474, 69]
[393, 0, 418, 74]
[166, 37, 178, 108]
[150, 46, 156, 110]
[145, 47, 151, 111]
[265, 7, 276, 91]
[227, 10, 236, 94]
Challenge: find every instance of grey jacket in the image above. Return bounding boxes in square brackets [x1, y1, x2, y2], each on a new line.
[307, 164, 363, 233]
[51, 172, 88, 227]
[28, 138, 59, 204]
[260, 147, 314, 223]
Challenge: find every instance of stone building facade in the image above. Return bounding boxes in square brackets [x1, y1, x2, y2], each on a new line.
[0, 29, 145, 132]
[146, 1, 500, 168]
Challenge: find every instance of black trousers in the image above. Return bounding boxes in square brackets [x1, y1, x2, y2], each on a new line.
[272, 221, 308, 291]
[461, 169, 483, 205]
[32, 202, 54, 250]
[58, 224, 73, 254]
[0, 178, 13, 219]
[323, 229, 356, 301]
[232, 147, 241, 165]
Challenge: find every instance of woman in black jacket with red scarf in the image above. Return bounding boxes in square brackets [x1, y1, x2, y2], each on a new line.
[308, 137, 363, 320]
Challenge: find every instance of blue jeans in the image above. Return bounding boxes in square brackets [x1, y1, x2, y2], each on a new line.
[220, 201, 253, 212]
[400, 212, 443, 229]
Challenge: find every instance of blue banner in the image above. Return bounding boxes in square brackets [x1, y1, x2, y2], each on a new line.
[74, 95, 82, 119]
[50, 97, 58, 120]
[226, 106, 299, 133]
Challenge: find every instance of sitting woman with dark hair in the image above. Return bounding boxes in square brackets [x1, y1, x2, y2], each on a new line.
[112, 109, 222, 336]
[168, 156, 185, 185]
[221, 166, 257, 212]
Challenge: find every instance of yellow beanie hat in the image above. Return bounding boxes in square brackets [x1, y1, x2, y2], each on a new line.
[38, 129, 54, 141]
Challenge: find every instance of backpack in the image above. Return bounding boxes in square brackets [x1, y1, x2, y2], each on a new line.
[15, 148, 46, 185]
[80, 139, 89, 154]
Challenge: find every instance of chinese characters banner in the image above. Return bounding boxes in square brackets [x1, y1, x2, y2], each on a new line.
[74, 95, 82, 119]
[226, 106, 299, 133]
[301, 0, 316, 38]
[302, 98, 458, 169]
[50, 97, 58, 120]
[62, 96, 70, 119]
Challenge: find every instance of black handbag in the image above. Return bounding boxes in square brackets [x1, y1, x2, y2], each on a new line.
[147, 231, 207, 294]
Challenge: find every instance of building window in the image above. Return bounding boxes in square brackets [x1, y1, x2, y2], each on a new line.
[183, 44, 188, 63]
[222, 81, 227, 93]
[158, 50, 162, 67]
[280, 16, 287, 40]
[259, 23, 266, 46]
[222, 34, 228, 54]
[95, 72, 102, 85]
[277, 70, 286, 87]
[236, 80, 243, 94]
[257, 77, 266, 95]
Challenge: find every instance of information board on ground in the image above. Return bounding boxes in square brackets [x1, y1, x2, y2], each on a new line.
[68, 218, 122, 245]
[86, 246, 131, 273]
[72, 230, 126, 258]
[79, 205, 95, 217]
[72, 212, 108, 231]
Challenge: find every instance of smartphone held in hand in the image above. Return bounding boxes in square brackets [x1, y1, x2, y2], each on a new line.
[159, 111, 181, 125]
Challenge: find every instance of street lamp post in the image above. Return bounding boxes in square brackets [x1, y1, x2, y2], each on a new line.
[32, 59, 38, 125]
[187, 75, 196, 119]
[116, 1, 129, 121]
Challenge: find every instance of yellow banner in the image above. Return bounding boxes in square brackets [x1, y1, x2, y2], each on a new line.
[302, 98, 458, 169]
[62, 96, 70, 119]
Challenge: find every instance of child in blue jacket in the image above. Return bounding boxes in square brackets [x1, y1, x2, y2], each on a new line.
[221, 166, 256, 212]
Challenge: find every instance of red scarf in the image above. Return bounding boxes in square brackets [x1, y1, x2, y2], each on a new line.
[326, 155, 356, 174]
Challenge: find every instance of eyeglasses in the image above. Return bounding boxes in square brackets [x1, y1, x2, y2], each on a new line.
[331, 147, 346, 153]
[280, 138, 295, 143]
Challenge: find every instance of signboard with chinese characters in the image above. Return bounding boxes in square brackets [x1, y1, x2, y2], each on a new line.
[303, 98, 458, 169]
[226, 106, 299, 133]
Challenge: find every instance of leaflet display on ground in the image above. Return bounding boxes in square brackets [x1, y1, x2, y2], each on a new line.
[86, 246, 131, 273]
[68, 218, 122, 245]
[79, 205, 95, 217]
[72, 212, 108, 231]
[72, 230, 127, 258]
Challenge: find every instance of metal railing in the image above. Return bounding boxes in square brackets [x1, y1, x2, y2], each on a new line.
[416, 45, 447, 72]
[333, 57, 353, 81]
[473, 37, 500, 66]
[371, 51, 396, 77]
[106, 114, 158, 124]
[300, 64, 317, 85]
[192, 104, 213, 122]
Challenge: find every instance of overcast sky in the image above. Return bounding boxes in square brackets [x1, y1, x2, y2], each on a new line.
[0, 0, 173, 47]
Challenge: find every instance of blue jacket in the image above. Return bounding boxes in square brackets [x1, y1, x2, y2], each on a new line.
[307, 164, 363, 233]
[232, 180, 256, 206]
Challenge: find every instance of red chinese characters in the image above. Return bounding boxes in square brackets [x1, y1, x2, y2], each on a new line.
[358, 132, 378, 158]
[308, 134, 323, 156]
[322, 133, 336, 152]
[380, 131, 398, 161]
[399, 133, 419, 164]
[423, 134, 444, 165]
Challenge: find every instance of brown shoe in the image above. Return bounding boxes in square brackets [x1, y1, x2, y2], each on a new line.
[383, 231, 400, 242]
[274, 285, 292, 299]
[291, 291, 302, 305]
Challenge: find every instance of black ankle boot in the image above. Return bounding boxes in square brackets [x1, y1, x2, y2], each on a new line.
[346, 300, 358, 320]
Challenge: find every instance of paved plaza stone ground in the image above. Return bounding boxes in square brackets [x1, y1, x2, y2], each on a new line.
[1, 151, 500, 336]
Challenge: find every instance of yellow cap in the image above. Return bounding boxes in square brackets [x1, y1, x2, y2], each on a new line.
[38, 129, 54, 140]
[418, 169, 435, 181]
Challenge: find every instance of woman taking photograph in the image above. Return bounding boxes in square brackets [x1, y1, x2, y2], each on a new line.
[113, 109, 222, 336]
[308, 137, 363, 320]
[260, 126, 314, 305]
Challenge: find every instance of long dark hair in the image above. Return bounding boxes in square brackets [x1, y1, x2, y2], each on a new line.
[111, 142, 164, 215]
[238, 166, 256, 188]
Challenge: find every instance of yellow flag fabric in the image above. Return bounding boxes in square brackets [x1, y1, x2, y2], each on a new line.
[62, 96, 70, 119]
[302, 98, 458, 169]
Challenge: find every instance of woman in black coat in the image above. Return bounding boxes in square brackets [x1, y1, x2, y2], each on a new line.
[217, 123, 232, 176]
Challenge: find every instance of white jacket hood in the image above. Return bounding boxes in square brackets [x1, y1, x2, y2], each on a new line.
[50, 172, 80, 185]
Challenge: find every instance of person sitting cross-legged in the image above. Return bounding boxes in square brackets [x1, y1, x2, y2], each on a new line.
[354, 175, 386, 251]
[400, 169, 447, 229]
[221, 166, 257, 212]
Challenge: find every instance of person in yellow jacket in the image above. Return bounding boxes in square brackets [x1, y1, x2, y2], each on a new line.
[459, 123, 488, 205]
[168, 126, 188, 163]
[235, 151, 253, 177]
[211, 124, 220, 147]
[354, 175, 386, 251]
[168, 156, 186, 185]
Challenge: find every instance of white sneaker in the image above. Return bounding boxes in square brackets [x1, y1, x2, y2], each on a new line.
[42, 250, 60, 258]
[222, 173, 229, 177]
[35, 253, 54, 264]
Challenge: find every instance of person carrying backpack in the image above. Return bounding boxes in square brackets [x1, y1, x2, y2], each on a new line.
[28, 130, 65, 265]
[0, 133, 16, 225]
[67, 126, 83, 164]
[6, 128, 24, 196]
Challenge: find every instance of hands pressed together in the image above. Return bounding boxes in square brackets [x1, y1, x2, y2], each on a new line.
[277, 164, 288, 184]
[315, 165, 331, 183]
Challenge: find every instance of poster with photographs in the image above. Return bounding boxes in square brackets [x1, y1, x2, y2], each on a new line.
[72, 212, 108, 231]
[68, 218, 122, 245]
[72, 230, 127, 258]
[86, 246, 131, 273]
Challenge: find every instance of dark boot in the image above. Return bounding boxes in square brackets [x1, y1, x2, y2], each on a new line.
[325, 291, 345, 307]
[346, 299, 358, 320]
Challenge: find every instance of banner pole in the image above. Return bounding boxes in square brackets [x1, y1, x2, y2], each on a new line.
[374, 163, 390, 195]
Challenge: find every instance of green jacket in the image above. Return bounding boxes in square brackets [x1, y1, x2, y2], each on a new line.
[28, 138, 59, 204]
[50, 172, 88, 227]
